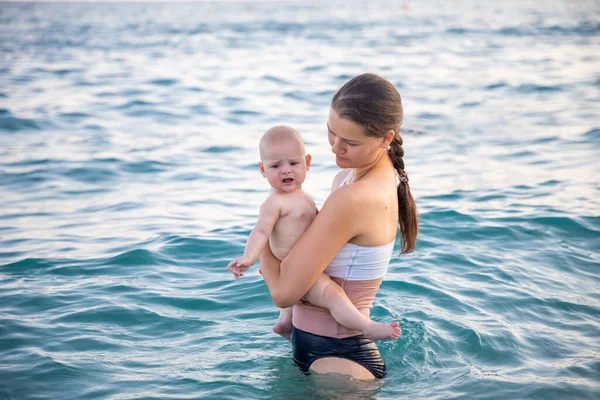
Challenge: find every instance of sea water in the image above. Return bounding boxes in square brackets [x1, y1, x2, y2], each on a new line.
[1, 1, 599, 399]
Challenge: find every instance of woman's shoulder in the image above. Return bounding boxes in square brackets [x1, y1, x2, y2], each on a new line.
[323, 168, 394, 221]
[324, 179, 378, 216]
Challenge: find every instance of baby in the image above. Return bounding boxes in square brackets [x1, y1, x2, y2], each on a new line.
[227, 125, 400, 341]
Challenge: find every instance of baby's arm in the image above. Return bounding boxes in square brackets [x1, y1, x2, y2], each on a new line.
[227, 196, 280, 279]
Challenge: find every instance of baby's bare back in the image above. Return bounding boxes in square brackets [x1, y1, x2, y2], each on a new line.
[270, 190, 317, 261]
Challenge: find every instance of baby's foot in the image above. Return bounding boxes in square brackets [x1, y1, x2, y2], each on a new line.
[364, 321, 401, 341]
[273, 315, 292, 342]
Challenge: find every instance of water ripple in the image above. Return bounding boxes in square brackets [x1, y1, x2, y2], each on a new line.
[1, 1, 599, 399]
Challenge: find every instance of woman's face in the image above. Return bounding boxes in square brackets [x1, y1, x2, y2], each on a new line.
[327, 108, 384, 169]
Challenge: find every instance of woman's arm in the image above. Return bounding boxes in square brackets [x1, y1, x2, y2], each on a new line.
[260, 186, 364, 308]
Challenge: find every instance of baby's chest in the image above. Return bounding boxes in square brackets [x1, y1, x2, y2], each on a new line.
[279, 206, 315, 224]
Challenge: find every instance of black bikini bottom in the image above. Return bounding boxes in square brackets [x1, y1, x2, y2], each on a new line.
[291, 327, 387, 379]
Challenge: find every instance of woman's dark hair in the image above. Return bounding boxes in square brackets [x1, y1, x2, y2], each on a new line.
[331, 73, 418, 254]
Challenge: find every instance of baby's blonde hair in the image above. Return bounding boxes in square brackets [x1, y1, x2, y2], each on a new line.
[259, 125, 305, 159]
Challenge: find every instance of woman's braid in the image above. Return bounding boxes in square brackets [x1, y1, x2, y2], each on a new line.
[389, 133, 408, 184]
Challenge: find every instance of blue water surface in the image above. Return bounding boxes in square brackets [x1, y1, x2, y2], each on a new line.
[1, 1, 599, 399]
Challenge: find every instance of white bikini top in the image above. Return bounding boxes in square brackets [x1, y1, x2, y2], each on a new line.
[324, 170, 395, 281]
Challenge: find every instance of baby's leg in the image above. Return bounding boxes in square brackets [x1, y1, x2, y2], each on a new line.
[273, 306, 293, 341]
[304, 274, 401, 340]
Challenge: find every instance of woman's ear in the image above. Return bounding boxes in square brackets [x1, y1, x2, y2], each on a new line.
[381, 129, 395, 149]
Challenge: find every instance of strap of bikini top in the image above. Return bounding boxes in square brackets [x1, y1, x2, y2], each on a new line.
[339, 170, 353, 187]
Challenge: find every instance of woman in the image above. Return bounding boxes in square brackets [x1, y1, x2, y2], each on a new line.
[260, 73, 418, 380]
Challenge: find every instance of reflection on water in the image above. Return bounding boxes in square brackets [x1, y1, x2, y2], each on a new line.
[1, 1, 599, 399]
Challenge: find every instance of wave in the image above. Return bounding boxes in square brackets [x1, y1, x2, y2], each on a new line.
[0, 109, 42, 132]
[515, 84, 564, 93]
[582, 128, 600, 141]
[446, 22, 600, 37]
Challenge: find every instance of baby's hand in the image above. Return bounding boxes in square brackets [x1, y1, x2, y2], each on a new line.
[226, 256, 253, 279]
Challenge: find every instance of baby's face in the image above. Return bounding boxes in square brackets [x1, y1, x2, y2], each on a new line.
[259, 139, 311, 193]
